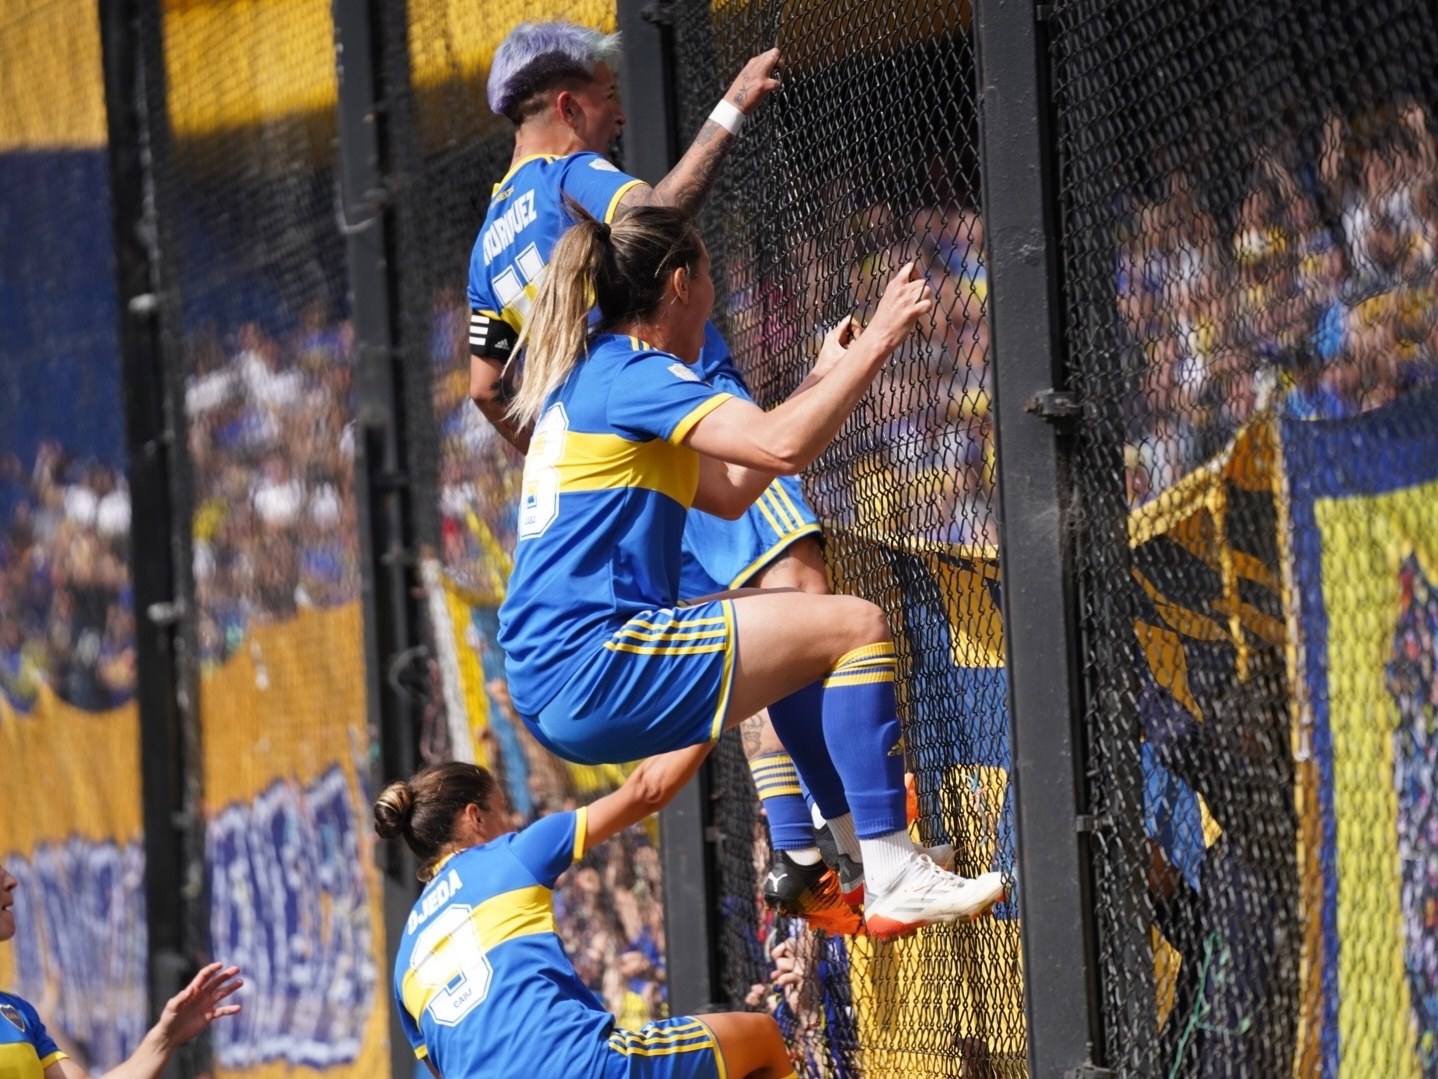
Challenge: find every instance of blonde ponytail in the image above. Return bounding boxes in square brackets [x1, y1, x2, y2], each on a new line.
[508, 216, 608, 428]
[507, 201, 705, 427]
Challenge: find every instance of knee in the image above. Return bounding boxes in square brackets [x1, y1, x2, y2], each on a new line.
[840, 596, 891, 650]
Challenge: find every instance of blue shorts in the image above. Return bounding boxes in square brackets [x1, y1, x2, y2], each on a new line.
[679, 475, 821, 599]
[603, 1016, 725, 1079]
[524, 601, 737, 765]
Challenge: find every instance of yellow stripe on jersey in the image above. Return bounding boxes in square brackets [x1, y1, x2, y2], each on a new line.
[573, 805, 589, 861]
[608, 1019, 709, 1042]
[710, 602, 736, 741]
[605, 179, 646, 222]
[770, 481, 807, 530]
[39, 1051, 67, 1069]
[492, 153, 558, 192]
[752, 491, 787, 536]
[669, 393, 735, 446]
[400, 884, 555, 1019]
[607, 1020, 715, 1051]
[556, 430, 702, 508]
[725, 522, 824, 588]
[619, 614, 728, 631]
[604, 639, 728, 656]
[762, 488, 796, 532]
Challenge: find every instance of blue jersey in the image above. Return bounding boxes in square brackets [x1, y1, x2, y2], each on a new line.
[0, 992, 66, 1078]
[393, 810, 616, 1079]
[497, 334, 733, 718]
[680, 324, 822, 596]
[468, 153, 643, 356]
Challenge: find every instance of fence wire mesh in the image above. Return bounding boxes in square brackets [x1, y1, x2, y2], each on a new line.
[0, 2, 147, 1071]
[391, 0, 674, 1030]
[1049, 0, 1438, 1073]
[671, 2, 1025, 1075]
[150, 3, 385, 1073]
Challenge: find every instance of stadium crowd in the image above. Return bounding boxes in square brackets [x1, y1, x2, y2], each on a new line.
[0, 444, 134, 710]
[184, 306, 362, 667]
[1116, 100, 1438, 504]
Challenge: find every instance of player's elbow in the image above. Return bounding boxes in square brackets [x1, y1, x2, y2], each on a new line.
[762, 439, 809, 475]
[626, 766, 671, 815]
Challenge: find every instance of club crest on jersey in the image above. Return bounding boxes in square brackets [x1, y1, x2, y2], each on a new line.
[0, 1003, 25, 1032]
[668, 362, 701, 383]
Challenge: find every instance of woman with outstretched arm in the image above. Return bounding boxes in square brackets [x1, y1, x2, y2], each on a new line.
[496, 204, 1007, 940]
[0, 864, 242, 1079]
[375, 744, 794, 1079]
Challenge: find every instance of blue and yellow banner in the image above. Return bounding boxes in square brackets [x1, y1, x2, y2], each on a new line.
[1283, 385, 1438, 1077]
[0, 690, 147, 1071]
[200, 603, 390, 1079]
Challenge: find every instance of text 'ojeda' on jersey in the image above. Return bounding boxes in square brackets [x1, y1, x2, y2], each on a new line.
[393, 810, 623, 1079]
[468, 153, 643, 361]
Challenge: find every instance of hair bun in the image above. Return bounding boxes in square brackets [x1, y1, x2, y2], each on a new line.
[373, 781, 415, 840]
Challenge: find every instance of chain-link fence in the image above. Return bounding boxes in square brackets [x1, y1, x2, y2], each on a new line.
[149, 3, 386, 1073]
[0, 1, 147, 1071]
[11, 1, 1438, 1075]
[671, 2, 1025, 1075]
[1049, 0, 1438, 1073]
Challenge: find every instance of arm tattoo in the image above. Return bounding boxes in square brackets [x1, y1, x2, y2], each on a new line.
[647, 120, 731, 217]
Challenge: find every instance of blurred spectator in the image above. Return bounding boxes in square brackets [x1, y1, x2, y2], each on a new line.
[0, 443, 133, 710]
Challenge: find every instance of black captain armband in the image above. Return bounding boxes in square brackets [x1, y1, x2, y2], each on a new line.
[470, 309, 519, 360]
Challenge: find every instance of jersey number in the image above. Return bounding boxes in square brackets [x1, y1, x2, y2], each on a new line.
[519, 403, 568, 539]
[410, 905, 492, 1026]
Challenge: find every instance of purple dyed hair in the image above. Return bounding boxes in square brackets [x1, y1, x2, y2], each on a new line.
[487, 22, 623, 122]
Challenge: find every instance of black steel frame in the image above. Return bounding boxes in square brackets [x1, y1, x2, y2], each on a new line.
[332, 2, 426, 1075]
[974, 0, 1106, 1075]
[618, 0, 725, 1017]
[99, 4, 208, 1076]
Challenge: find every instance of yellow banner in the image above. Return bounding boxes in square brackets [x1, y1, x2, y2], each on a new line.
[200, 602, 390, 1079]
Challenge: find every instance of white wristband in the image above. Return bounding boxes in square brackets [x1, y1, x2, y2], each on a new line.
[709, 99, 745, 136]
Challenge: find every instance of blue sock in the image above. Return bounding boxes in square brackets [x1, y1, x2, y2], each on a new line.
[747, 753, 816, 851]
[821, 643, 906, 839]
[765, 679, 851, 820]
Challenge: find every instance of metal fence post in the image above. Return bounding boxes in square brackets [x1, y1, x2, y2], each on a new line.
[98, 4, 206, 1074]
[618, 0, 724, 1015]
[974, 0, 1104, 1075]
[331, 2, 425, 1074]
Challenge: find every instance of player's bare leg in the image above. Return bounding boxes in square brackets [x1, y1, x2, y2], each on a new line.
[741, 537, 847, 915]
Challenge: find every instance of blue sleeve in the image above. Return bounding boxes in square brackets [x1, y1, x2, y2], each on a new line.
[559, 153, 646, 224]
[607, 351, 735, 445]
[12, 997, 63, 1065]
[393, 977, 428, 1059]
[507, 809, 586, 889]
[694, 323, 755, 401]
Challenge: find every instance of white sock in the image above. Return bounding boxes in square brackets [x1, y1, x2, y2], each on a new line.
[785, 846, 823, 866]
[825, 813, 862, 862]
[810, 803, 827, 830]
[858, 829, 918, 896]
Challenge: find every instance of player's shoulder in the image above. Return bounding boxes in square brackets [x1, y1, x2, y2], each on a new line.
[0, 990, 40, 1031]
[558, 150, 632, 181]
[597, 334, 697, 379]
